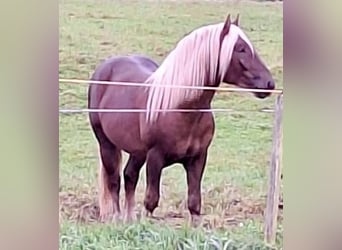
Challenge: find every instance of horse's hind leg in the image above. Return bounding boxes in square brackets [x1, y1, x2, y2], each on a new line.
[123, 154, 146, 222]
[96, 135, 122, 222]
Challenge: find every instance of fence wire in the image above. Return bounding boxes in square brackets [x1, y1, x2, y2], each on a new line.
[59, 78, 283, 114]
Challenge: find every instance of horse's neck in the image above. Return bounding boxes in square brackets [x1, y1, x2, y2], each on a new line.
[178, 90, 216, 110]
[191, 68, 220, 108]
[199, 90, 217, 108]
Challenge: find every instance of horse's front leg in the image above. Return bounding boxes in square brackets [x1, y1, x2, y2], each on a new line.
[183, 150, 208, 227]
[143, 148, 164, 217]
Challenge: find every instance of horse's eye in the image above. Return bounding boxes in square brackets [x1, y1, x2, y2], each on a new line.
[238, 47, 246, 53]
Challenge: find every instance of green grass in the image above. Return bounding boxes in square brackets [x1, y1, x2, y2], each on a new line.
[59, 0, 283, 249]
[60, 220, 282, 250]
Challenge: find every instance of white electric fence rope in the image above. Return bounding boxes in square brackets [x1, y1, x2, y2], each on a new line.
[59, 108, 275, 113]
[59, 78, 282, 114]
[59, 78, 283, 94]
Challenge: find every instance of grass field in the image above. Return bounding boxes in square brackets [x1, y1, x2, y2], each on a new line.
[59, 0, 283, 249]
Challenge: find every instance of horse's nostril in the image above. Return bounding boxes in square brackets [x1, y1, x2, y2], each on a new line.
[267, 80, 275, 89]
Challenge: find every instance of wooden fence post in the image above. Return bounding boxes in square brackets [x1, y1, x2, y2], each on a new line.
[264, 94, 283, 245]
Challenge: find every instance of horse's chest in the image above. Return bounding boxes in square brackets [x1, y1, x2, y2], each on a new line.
[181, 136, 203, 156]
[151, 113, 215, 159]
[169, 124, 214, 158]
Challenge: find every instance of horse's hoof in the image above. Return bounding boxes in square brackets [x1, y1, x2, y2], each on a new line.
[99, 213, 112, 223]
[141, 209, 153, 221]
[190, 214, 202, 228]
[124, 212, 136, 223]
[115, 212, 123, 224]
[100, 212, 122, 224]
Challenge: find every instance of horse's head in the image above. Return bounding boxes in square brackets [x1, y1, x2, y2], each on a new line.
[220, 14, 275, 98]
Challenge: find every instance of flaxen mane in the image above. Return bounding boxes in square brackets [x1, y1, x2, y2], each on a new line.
[145, 23, 254, 123]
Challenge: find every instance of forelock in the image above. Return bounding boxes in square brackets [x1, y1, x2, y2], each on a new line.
[230, 24, 254, 55]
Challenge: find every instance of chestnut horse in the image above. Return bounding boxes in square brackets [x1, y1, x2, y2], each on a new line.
[88, 14, 275, 226]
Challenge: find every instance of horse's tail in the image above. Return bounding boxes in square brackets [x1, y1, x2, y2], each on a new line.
[97, 144, 122, 218]
[87, 57, 113, 111]
[88, 59, 123, 219]
[87, 72, 101, 132]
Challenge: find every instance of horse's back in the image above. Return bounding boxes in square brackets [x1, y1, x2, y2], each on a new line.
[92, 54, 158, 82]
[88, 55, 158, 108]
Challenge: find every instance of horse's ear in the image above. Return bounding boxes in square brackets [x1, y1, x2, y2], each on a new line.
[233, 14, 240, 26]
[221, 13, 232, 37]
